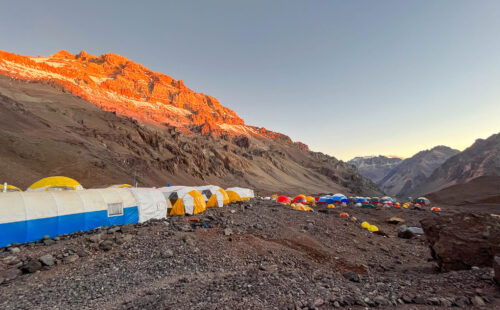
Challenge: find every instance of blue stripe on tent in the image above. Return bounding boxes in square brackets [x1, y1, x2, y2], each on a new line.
[0, 206, 139, 247]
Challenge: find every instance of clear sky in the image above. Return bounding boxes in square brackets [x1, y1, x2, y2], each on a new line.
[1, 1, 500, 160]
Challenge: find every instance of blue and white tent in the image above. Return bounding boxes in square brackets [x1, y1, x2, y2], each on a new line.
[318, 193, 348, 204]
[0, 188, 167, 247]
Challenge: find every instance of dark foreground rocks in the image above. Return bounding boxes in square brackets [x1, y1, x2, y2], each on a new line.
[421, 213, 500, 271]
[0, 201, 498, 309]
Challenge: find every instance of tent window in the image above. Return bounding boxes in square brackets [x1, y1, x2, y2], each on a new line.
[107, 202, 124, 217]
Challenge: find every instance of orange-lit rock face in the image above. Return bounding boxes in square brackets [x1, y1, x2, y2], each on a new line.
[0, 50, 259, 133]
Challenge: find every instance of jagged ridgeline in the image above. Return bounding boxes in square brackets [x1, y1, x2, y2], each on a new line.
[0, 50, 381, 195]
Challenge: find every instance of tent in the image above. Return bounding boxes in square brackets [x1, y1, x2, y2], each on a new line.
[27, 176, 83, 192]
[277, 196, 291, 204]
[354, 197, 369, 204]
[0, 184, 22, 192]
[109, 184, 132, 188]
[318, 193, 347, 205]
[159, 186, 206, 216]
[292, 195, 307, 204]
[370, 197, 380, 204]
[225, 187, 255, 202]
[128, 188, 169, 222]
[196, 185, 229, 208]
[291, 203, 312, 211]
[415, 197, 431, 206]
[305, 196, 315, 205]
[0, 188, 165, 247]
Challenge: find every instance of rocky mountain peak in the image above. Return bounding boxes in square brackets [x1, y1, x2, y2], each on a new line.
[0, 49, 307, 148]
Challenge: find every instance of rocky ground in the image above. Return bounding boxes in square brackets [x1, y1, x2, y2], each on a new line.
[0, 200, 499, 309]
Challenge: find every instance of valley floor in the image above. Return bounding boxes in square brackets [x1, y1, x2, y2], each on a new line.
[0, 201, 499, 309]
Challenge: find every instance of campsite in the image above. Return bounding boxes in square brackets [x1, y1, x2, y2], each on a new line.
[0, 177, 499, 309]
[2, 2, 500, 309]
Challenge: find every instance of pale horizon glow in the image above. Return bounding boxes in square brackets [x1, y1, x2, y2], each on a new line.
[1, 1, 499, 160]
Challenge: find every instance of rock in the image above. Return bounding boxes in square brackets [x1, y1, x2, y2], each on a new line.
[21, 259, 42, 273]
[99, 240, 114, 251]
[407, 227, 424, 234]
[343, 271, 360, 282]
[3, 255, 20, 266]
[107, 226, 120, 234]
[259, 263, 278, 273]
[1, 268, 22, 281]
[42, 235, 50, 240]
[333, 301, 340, 308]
[493, 256, 500, 285]
[440, 298, 452, 307]
[39, 254, 55, 266]
[9, 247, 20, 254]
[182, 236, 195, 246]
[120, 225, 135, 234]
[161, 249, 174, 258]
[224, 228, 233, 236]
[43, 239, 56, 246]
[75, 249, 88, 257]
[398, 230, 415, 239]
[88, 233, 103, 243]
[472, 296, 485, 307]
[374, 296, 388, 306]
[313, 298, 324, 307]
[388, 217, 405, 224]
[413, 296, 427, 304]
[421, 213, 500, 271]
[63, 254, 79, 264]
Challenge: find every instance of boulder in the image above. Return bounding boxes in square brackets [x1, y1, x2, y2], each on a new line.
[1, 268, 22, 281]
[63, 254, 79, 264]
[421, 213, 500, 271]
[21, 259, 42, 273]
[39, 254, 55, 266]
[343, 271, 360, 282]
[388, 217, 405, 224]
[493, 256, 500, 285]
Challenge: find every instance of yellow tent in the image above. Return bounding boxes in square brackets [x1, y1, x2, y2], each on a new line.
[109, 184, 132, 188]
[27, 176, 83, 192]
[0, 184, 22, 192]
[291, 203, 312, 212]
[196, 185, 230, 207]
[305, 196, 315, 205]
[159, 186, 207, 216]
[225, 187, 254, 202]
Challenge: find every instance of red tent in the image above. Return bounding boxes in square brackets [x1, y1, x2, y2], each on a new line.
[277, 196, 291, 204]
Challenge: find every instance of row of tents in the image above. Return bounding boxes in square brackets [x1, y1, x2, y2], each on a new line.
[0, 176, 254, 247]
[274, 193, 431, 208]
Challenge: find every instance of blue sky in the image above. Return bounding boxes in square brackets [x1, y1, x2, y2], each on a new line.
[1, 0, 500, 160]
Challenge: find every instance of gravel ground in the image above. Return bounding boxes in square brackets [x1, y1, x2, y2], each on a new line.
[0, 200, 499, 309]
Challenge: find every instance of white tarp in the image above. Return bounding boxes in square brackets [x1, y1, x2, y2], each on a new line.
[225, 187, 255, 199]
[128, 188, 169, 222]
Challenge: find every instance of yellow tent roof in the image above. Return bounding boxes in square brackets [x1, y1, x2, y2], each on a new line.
[0, 184, 22, 192]
[27, 176, 83, 192]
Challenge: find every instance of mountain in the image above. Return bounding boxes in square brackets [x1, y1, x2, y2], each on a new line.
[348, 156, 403, 183]
[414, 133, 500, 196]
[0, 50, 382, 196]
[378, 146, 460, 197]
[0, 50, 298, 141]
[426, 176, 500, 205]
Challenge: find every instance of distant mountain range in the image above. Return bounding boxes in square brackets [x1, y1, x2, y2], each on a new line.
[347, 156, 403, 183]
[349, 135, 500, 201]
[413, 133, 500, 197]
